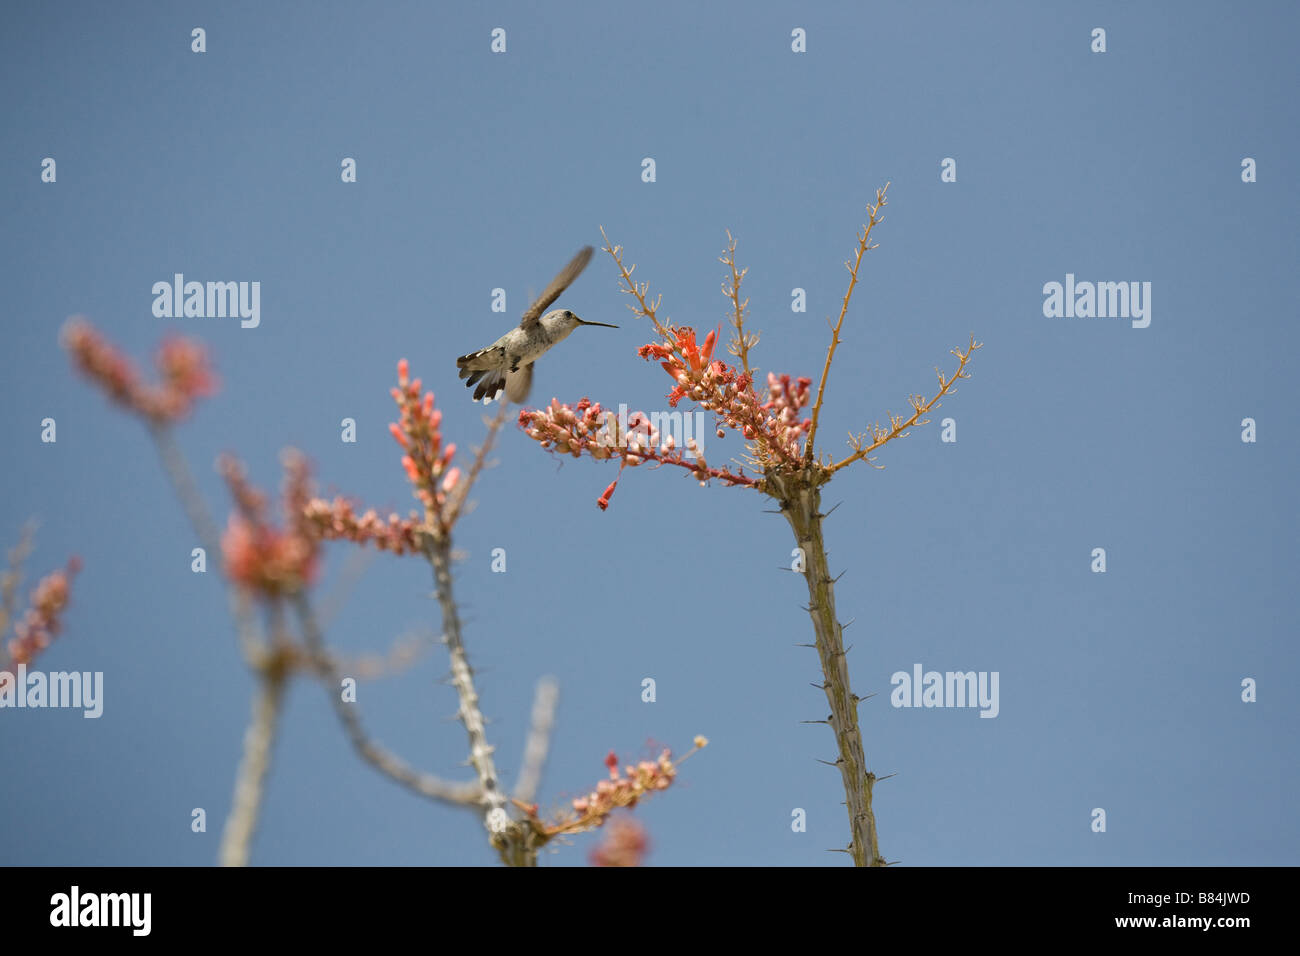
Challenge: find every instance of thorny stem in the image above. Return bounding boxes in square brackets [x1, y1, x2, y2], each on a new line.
[218, 657, 287, 867]
[149, 422, 289, 866]
[766, 467, 884, 867]
[805, 183, 890, 465]
[428, 535, 540, 865]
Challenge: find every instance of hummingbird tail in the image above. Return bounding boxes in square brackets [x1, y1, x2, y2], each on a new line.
[467, 367, 506, 403]
[456, 363, 529, 404]
[457, 346, 513, 402]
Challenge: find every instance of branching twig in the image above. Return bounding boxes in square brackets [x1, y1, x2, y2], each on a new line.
[827, 335, 981, 475]
[148, 423, 223, 556]
[318, 626, 436, 681]
[805, 183, 890, 464]
[600, 225, 670, 337]
[293, 593, 482, 806]
[720, 231, 758, 377]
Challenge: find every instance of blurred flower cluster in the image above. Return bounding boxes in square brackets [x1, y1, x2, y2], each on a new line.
[3, 556, 81, 667]
[62, 318, 217, 423]
[219, 451, 319, 599]
[589, 815, 650, 867]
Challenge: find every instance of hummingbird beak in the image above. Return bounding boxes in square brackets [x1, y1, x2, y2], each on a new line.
[576, 319, 619, 328]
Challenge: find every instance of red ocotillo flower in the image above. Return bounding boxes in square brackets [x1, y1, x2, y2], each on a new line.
[519, 218, 977, 512]
[304, 359, 482, 552]
[390, 358, 458, 522]
[520, 319, 808, 509]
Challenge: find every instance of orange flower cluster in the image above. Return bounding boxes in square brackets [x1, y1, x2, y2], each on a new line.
[62, 318, 217, 423]
[641, 325, 812, 466]
[389, 359, 458, 522]
[219, 452, 319, 598]
[5, 557, 81, 667]
[303, 360, 464, 554]
[519, 322, 817, 509]
[519, 396, 757, 511]
[639, 325, 724, 406]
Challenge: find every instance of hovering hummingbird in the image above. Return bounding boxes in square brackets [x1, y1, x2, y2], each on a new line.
[456, 245, 617, 403]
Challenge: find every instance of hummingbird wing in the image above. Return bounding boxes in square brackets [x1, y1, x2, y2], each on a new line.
[457, 345, 505, 373]
[519, 246, 593, 331]
[504, 362, 534, 404]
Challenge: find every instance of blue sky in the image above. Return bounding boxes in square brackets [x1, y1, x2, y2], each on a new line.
[2, 1, 1297, 866]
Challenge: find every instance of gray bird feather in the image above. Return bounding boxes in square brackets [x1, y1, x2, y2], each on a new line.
[519, 246, 593, 331]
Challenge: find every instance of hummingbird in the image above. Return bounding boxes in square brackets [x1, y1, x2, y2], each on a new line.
[456, 245, 617, 403]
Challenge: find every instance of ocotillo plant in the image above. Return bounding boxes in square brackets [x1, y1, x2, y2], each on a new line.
[62, 322, 702, 866]
[519, 185, 981, 866]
